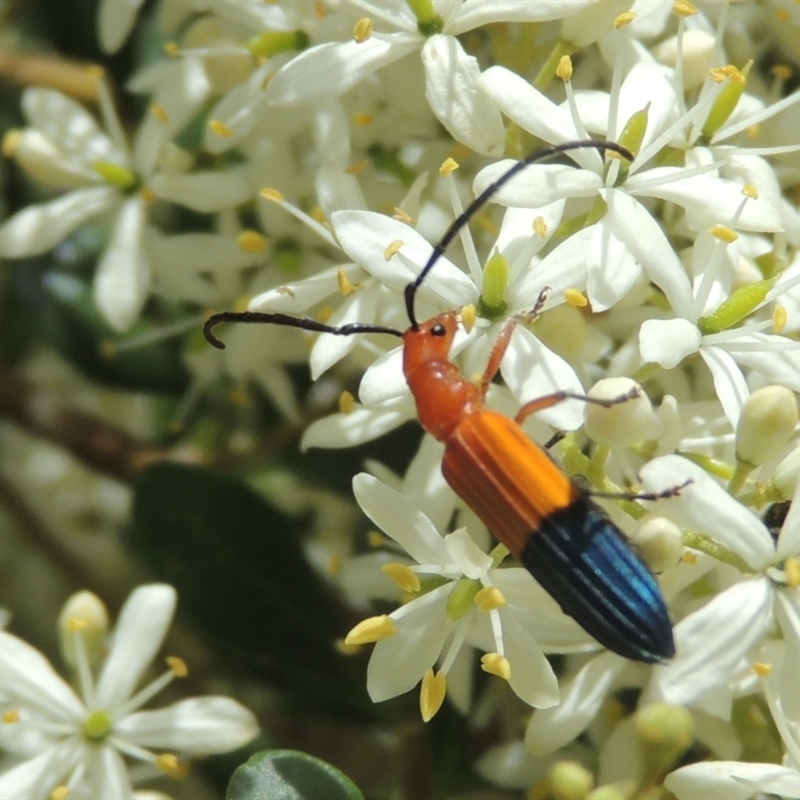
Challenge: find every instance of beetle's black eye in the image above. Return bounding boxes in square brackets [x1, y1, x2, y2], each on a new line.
[431, 323, 446, 337]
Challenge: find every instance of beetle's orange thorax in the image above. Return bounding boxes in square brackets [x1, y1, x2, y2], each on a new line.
[402, 312, 483, 441]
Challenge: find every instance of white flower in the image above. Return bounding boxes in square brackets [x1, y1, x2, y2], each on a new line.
[266, 0, 598, 155]
[0, 585, 259, 800]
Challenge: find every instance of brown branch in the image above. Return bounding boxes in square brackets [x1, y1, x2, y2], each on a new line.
[0, 51, 101, 103]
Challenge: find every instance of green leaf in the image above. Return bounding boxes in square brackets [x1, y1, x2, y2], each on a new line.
[227, 750, 364, 800]
[132, 462, 373, 718]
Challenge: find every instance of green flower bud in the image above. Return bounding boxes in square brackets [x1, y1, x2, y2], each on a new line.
[246, 30, 309, 58]
[479, 252, 510, 319]
[547, 761, 594, 800]
[697, 276, 778, 335]
[617, 104, 650, 158]
[699, 61, 751, 143]
[736, 385, 798, 468]
[634, 703, 694, 771]
[446, 577, 481, 621]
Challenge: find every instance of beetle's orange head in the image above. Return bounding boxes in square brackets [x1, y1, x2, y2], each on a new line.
[402, 311, 459, 374]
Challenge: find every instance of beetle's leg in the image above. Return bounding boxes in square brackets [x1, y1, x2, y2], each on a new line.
[515, 385, 640, 425]
[587, 480, 692, 502]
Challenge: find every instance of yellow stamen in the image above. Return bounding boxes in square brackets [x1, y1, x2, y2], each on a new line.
[368, 530, 387, 548]
[533, 216, 548, 237]
[311, 206, 327, 224]
[164, 41, 180, 57]
[316, 1, 328, 17]
[87, 64, 106, 80]
[317, 306, 335, 323]
[353, 18, 373, 43]
[352, 112, 375, 126]
[345, 615, 398, 645]
[753, 661, 772, 676]
[339, 390, 355, 414]
[682, 551, 698, 565]
[709, 225, 738, 243]
[260, 187, 285, 203]
[747, 123, 760, 139]
[2, 709, 19, 724]
[775, 8, 792, 22]
[439, 157, 459, 177]
[741, 183, 759, 199]
[67, 616, 88, 632]
[157, 753, 183, 777]
[786, 557, 800, 588]
[140, 187, 157, 203]
[2, 130, 21, 157]
[460, 303, 477, 332]
[614, 11, 636, 28]
[229, 389, 250, 407]
[773, 304, 787, 334]
[382, 563, 421, 593]
[335, 637, 360, 655]
[420, 668, 446, 722]
[474, 586, 506, 612]
[672, 0, 698, 16]
[564, 288, 588, 307]
[384, 240, 403, 260]
[166, 656, 188, 678]
[151, 103, 169, 124]
[480, 652, 511, 680]
[338, 267, 356, 296]
[209, 119, 234, 138]
[709, 64, 745, 84]
[346, 159, 369, 175]
[238, 230, 268, 254]
[772, 64, 793, 81]
[556, 55, 573, 82]
[51, 787, 70, 800]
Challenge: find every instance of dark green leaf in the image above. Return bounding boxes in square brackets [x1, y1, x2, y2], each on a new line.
[227, 750, 364, 800]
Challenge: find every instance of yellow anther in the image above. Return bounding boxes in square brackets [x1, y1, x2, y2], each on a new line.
[773, 304, 787, 334]
[775, 8, 792, 22]
[474, 586, 506, 612]
[339, 390, 355, 415]
[786, 557, 800, 587]
[709, 64, 745, 84]
[747, 123, 760, 139]
[368, 530, 388, 548]
[67, 616, 89, 632]
[238, 230, 268, 254]
[772, 64, 793, 81]
[338, 267, 356, 296]
[345, 159, 369, 175]
[99, 341, 116, 359]
[209, 119, 234, 138]
[353, 17, 373, 43]
[709, 225, 738, 243]
[317, 305, 335, 323]
[393, 207, 414, 224]
[564, 288, 588, 307]
[2, 709, 19, 724]
[682, 551, 698, 565]
[87, 64, 106, 79]
[439, 157, 459, 178]
[140, 187, 157, 203]
[229, 389, 250, 407]
[335, 637, 361, 655]
[345, 614, 398, 645]
[672, 0, 698, 16]
[556, 55, 573, 82]
[533, 216, 548, 237]
[2, 130, 21, 157]
[260, 187, 285, 203]
[157, 753, 184, 777]
[164, 41, 181, 57]
[420, 668, 446, 722]
[311, 206, 327, 224]
[741, 183, 759, 199]
[151, 103, 169, 124]
[51, 787, 70, 800]
[166, 656, 188, 678]
[753, 661, 773, 676]
[328, 554, 342, 575]
[316, 1, 328, 17]
[352, 112, 375, 126]
[384, 240, 403, 260]
[480, 652, 511, 680]
[382, 563, 421, 592]
[460, 303, 477, 333]
[614, 11, 636, 28]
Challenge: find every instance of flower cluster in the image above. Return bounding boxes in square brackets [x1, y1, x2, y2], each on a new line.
[2, 0, 800, 797]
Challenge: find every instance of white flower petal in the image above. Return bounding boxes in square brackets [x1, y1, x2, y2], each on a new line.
[726, 333, 800, 393]
[98, 0, 145, 53]
[639, 455, 775, 569]
[249, 265, 365, 314]
[774, 591, 800, 721]
[13, 128, 104, 189]
[586, 220, 639, 311]
[501, 326, 585, 430]
[776, 478, 800, 560]
[561, 0, 635, 47]
[599, 187, 694, 314]
[648, 579, 773, 714]
[267, 37, 418, 107]
[149, 170, 252, 213]
[93, 197, 150, 333]
[639, 318, 701, 369]
[443, 529, 492, 578]
[331, 210, 478, 307]
[353, 473, 450, 565]
[526, 651, 626, 754]
[301, 395, 417, 449]
[359, 347, 407, 405]
[0, 631, 83, 721]
[0, 740, 82, 800]
[615, 62, 676, 151]
[117, 697, 259, 753]
[501, 607, 560, 708]
[367, 586, 453, 702]
[665, 761, 800, 800]
[95, 584, 177, 710]
[421, 35, 504, 156]
[473, 161, 602, 207]
[150, 231, 262, 274]
[449, 0, 595, 34]
[478, 66, 600, 169]
[0, 187, 117, 257]
[86, 744, 132, 800]
[498, 203, 565, 270]
[699, 345, 750, 429]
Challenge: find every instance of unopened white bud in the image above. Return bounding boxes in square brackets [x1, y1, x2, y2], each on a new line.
[736, 385, 798, 467]
[58, 591, 109, 669]
[655, 30, 715, 89]
[585, 378, 652, 447]
[630, 515, 683, 572]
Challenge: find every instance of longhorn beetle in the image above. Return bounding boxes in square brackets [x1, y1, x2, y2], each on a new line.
[205, 140, 677, 662]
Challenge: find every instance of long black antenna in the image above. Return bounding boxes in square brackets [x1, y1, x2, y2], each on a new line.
[204, 311, 402, 349]
[403, 139, 634, 329]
